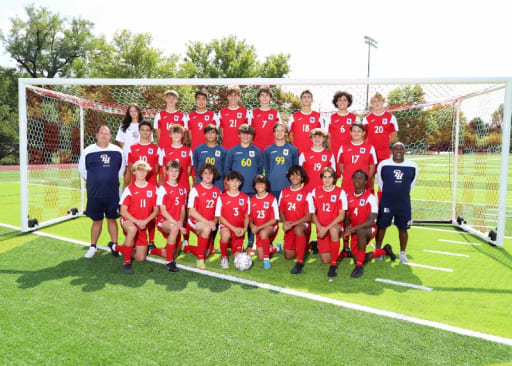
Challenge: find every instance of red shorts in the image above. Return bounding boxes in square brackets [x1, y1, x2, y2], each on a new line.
[255, 224, 279, 245]
[121, 217, 149, 246]
[283, 224, 311, 251]
[316, 225, 342, 253]
[350, 225, 377, 253]
[219, 224, 244, 254]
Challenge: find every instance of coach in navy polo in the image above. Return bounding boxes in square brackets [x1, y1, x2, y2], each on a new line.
[79, 125, 125, 258]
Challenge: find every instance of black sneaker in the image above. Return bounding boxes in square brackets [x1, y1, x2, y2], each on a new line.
[124, 263, 134, 274]
[108, 242, 119, 257]
[166, 261, 179, 272]
[310, 241, 318, 254]
[351, 266, 364, 278]
[327, 265, 338, 278]
[342, 246, 352, 258]
[147, 242, 156, 255]
[384, 244, 396, 261]
[291, 262, 304, 275]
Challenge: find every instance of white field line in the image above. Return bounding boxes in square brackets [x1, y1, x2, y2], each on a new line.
[405, 262, 454, 272]
[1, 222, 511, 347]
[423, 249, 470, 257]
[375, 278, 433, 291]
[411, 226, 512, 240]
[439, 239, 482, 246]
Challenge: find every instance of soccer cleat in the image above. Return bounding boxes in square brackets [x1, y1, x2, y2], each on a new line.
[374, 255, 383, 262]
[147, 242, 156, 255]
[310, 240, 318, 254]
[263, 259, 271, 270]
[342, 246, 352, 258]
[166, 261, 179, 272]
[351, 266, 364, 278]
[107, 242, 119, 257]
[196, 259, 206, 270]
[84, 246, 98, 258]
[327, 265, 338, 278]
[291, 262, 304, 275]
[123, 263, 134, 275]
[246, 247, 256, 257]
[275, 242, 282, 253]
[384, 244, 396, 261]
[220, 257, 229, 269]
[399, 252, 408, 264]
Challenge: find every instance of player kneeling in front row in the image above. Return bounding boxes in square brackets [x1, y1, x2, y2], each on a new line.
[147, 161, 188, 272]
[249, 175, 281, 269]
[343, 170, 395, 278]
[184, 164, 221, 270]
[110, 161, 159, 274]
[279, 166, 314, 275]
[215, 171, 250, 269]
[310, 167, 346, 278]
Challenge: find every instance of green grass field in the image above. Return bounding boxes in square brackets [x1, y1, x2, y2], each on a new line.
[0, 154, 511, 364]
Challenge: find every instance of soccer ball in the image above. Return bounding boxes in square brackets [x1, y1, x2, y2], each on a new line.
[234, 252, 253, 271]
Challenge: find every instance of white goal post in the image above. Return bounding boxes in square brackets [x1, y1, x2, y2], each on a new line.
[18, 77, 512, 248]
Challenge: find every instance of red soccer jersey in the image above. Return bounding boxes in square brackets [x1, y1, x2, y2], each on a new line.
[326, 112, 358, 157]
[249, 108, 280, 153]
[188, 110, 219, 151]
[187, 183, 221, 224]
[219, 107, 248, 150]
[249, 193, 279, 226]
[288, 110, 323, 155]
[310, 185, 348, 226]
[215, 191, 250, 228]
[156, 182, 187, 222]
[337, 141, 377, 193]
[278, 186, 314, 223]
[299, 148, 337, 193]
[120, 182, 158, 220]
[362, 111, 398, 162]
[158, 145, 193, 190]
[345, 189, 378, 227]
[128, 142, 159, 185]
[154, 110, 186, 148]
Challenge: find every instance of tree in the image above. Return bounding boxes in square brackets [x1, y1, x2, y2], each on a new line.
[180, 35, 290, 78]
[0, 5, 94, 78]
[0, 67, 20, 164]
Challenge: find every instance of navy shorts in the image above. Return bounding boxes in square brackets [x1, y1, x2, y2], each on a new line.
[377, 204, 411, 230]
[85, 195, 120, 221]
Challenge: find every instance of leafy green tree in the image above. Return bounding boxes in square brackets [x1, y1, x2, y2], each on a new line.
[0, 5, 94, 78]
[180, 35, 290, 78]
[0, 67, 20, 163]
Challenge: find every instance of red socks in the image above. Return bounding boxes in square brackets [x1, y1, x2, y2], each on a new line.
[373, 248, 386, 258]
[196, 236, 208, 260]
[115, 244, 134, 265]
[149, 248, 164, 257]
[260, 238, 270, 259]
[296, 235, 306, 264]
[166, 244, 176, 262]
[330, 240, 340, 266]
[356, 250, 366, 267]
[220, 240, 229, 258]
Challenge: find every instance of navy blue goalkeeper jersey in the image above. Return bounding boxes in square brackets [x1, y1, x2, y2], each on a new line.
[264, 142, 299, 193]
[225, 144, 263, 195]
[193, 143, 227, 191]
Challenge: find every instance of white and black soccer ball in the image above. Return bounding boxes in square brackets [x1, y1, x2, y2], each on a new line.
[234, 252, 253, 271]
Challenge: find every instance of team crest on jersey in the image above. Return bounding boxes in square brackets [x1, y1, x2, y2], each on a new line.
[179, 188, 184, 195]
[393, 169, 404, 180]
[237, 112, 242, 118]
[321, 155, 327, 162]
[147, 190, 153, 197]
[181, 151, 187, 158]
[359, 199, 365, 206]
[174, 115, 179, 121]
[269, 114, 274, 120]
[148, 148, 153, 154]
[249, 151, 255, 157]
[100, 154, 110, 165]
[347, 118, 352, 124]
[283, 149, 289, 156]
[239, 198, 245, 206]
[360, 147, 366, 154]
[264, 202, 269, 209]
[212, 192, 218, 198]
[205, 115, 210, 121]
[331, 195, 337, 202]
[215, 150, 221, 157]
[382, 118, 388, 125]
[309, 117, 315, 123]
[297, 194, 303, 201]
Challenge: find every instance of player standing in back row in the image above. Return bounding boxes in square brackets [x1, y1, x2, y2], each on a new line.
[219, 85, 249, 150]
[288, 90, 324, 155]
[188, 90, 219, 151]
[153, 90, 187, 148]
[326, 91, 358, 159]
[249, 87, 281, 154]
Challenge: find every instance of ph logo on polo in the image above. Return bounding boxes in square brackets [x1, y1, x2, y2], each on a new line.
[100, 154, 110, 165]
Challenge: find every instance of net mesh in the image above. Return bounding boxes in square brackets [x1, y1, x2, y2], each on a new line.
[22, 81, 508, 235]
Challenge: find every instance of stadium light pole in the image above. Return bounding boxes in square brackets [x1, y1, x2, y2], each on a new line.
[364, 36, 378, 109]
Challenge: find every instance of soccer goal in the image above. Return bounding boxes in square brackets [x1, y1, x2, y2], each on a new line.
[18, 77, 511, 247]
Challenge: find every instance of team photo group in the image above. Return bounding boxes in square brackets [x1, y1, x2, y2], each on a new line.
[78, 85, 418, 278]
